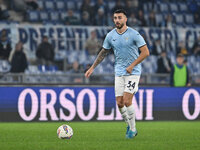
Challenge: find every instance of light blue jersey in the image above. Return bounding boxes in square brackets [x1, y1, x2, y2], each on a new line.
[103, 27, 146, 76]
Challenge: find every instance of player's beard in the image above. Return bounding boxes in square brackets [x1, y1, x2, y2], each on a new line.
[115, 22, 124, 29]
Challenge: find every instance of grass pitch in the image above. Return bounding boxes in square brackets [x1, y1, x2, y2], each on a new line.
[0, 121, 200, 150]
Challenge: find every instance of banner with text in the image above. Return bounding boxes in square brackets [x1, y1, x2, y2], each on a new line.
[0, 24, 200, 57]
[0, 87, 200, 121]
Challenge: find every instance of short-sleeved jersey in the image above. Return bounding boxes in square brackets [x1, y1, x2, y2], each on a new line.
[103, 27, 146, 76]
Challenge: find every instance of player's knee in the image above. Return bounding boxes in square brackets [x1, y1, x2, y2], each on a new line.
[124, 98, 132, 107]
[117, 100, 124, 108]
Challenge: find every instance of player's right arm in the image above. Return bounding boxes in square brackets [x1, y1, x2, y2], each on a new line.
[85, 48, 109, 78]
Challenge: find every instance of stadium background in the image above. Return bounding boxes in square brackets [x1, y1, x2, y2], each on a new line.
[0, 0, 200, 150]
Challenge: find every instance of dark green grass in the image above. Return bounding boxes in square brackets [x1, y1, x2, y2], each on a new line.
[0, 121, 200, 150]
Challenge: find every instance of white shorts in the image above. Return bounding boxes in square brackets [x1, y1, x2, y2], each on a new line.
[115, 75, 140, 97]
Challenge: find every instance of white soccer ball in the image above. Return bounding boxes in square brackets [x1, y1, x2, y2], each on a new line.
[57, 124, 73, 139]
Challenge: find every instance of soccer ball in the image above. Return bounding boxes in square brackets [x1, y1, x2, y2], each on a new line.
[57, 124, 73, 139]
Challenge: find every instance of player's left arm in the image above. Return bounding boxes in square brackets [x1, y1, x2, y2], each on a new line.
[126, 45, 150, 73]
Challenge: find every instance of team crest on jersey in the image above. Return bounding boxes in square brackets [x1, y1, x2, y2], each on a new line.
[125, 37, 129, 41]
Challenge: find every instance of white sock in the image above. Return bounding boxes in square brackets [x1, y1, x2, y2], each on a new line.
[127, 104, 136, 132]
[119, 106, 130, 126]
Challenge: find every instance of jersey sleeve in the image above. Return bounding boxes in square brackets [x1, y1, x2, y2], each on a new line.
[103, 34, 111, 50]
[134, 32, 146, 48]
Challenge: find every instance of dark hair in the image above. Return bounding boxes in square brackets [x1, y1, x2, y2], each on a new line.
[42, 35, 48, 39]
[161, 50, 166, 53]
[114, 9, 127, 17]
[177, 53, 184, 58]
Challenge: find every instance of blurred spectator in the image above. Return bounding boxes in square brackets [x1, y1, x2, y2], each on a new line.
[124, 0, 138, 17]
[95, 8, 107, 26]
[151, 39, 164, 56]
[191, 36, 200, 56]
[128, 12, 140, 27]
[25, 0, 39, 10]
[188, 0, 198, 13]
[138, 0, 151, 10]
[0, 5, 9, 20]
[0, 29, 12, 60]
[137, 10, 146, 26]
[85, 30, 101, 55]
[64, 9, 80, 25]
[67, 61, 83, 83]
[10, 41, 28, 73]
[164, 14, 175, 28]
[170, 53, 190, 87]
[81, 11, 91, 25]
[68, 61, 83, 73]
[80, 0, 94, 25]
[183, 59, 188, 66]
[12, 0, 27, 12]
[111, 0, 125, 13]
[107, 13, 115, 27]
[94, 0, 108, 21]
[194, 12, 200, 24]
[36, 36, 54, 66]
[176, 41, 188, 56]
[147, 11, 156, 27]
[157, 51, 172, 73]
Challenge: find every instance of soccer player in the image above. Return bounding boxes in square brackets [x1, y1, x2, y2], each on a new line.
[85, 9, 150, 139]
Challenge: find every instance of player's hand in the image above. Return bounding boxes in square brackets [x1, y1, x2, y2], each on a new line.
[85, 67, 94, 78]
[126, 66, 133, 74]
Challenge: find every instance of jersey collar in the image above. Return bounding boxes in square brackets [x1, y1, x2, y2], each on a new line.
[115, 26, 128, 35]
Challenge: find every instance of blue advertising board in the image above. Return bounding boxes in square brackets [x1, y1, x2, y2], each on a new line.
[0, 87, 200, 121]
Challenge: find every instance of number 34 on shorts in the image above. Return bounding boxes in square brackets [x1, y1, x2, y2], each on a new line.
[115, 75, 140, 97]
